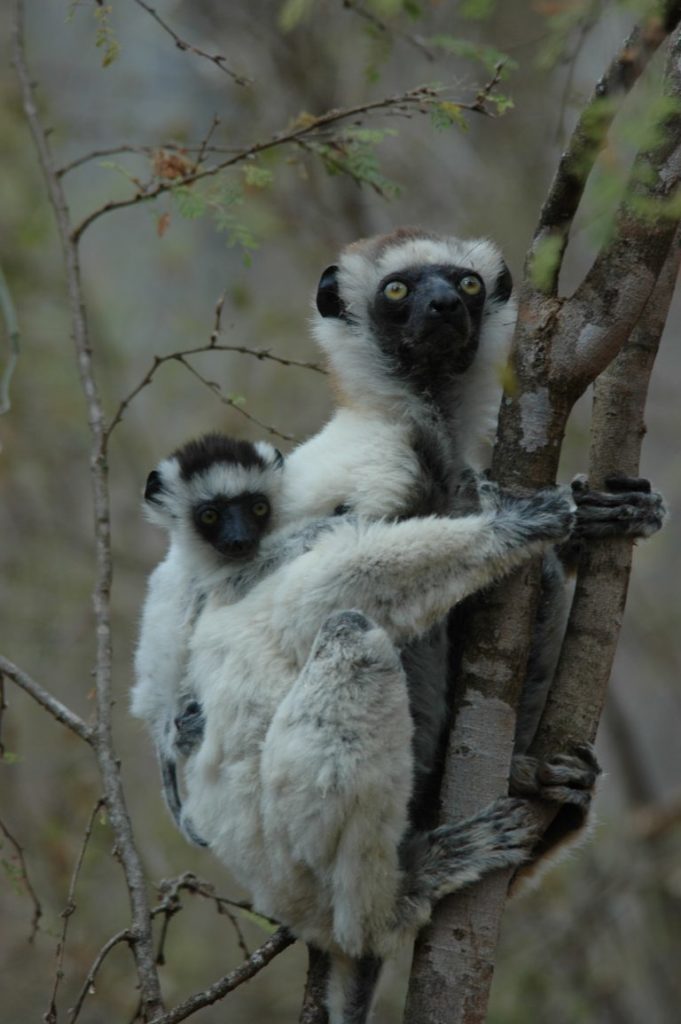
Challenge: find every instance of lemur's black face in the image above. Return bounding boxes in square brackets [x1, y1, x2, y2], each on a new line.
[192, 492, 271, 559]
[368, 264, 487, 382]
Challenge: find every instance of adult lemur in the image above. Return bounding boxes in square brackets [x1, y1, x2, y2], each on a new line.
[179, 460, 576, 1008]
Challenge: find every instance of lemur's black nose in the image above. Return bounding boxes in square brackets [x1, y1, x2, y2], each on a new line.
[426, 282, 461, 318]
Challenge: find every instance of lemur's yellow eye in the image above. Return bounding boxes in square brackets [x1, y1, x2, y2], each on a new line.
[460, 275, 482, 296]
[200, 507, 218, 526]
[383, 280, 408, 301]
[252, 500, 270, 518]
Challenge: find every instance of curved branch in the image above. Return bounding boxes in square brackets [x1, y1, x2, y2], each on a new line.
[69, 928, 133, 1023]
[0, 816, 43, 941]
[149, 928, 295, 1024]
[132, 0, 251, 86]
[0, 655, 93, 743]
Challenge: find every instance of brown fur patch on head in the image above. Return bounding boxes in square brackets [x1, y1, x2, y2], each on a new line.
[342, 227, 441, 263]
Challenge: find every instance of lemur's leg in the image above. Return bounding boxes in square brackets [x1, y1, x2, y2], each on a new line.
[395, 797, 543, 932]
[261, 610, 413, 958]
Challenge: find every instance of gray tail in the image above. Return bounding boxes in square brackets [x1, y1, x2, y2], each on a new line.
[327, 951, 383, 1024]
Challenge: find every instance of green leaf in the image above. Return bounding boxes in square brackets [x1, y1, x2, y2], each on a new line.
[94, 5, 120, 68]
[172, 185, 207, 220]
[430, 102, 469, 132]
[242, 165, 274, 189]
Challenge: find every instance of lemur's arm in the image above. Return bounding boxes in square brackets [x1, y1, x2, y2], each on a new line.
[270, 487, 574, 652]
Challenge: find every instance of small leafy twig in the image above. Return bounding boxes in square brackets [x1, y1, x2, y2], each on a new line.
[69, 928, 133, 1024]
[0, 263, 20, 415]
[0, 816, 43, 942]
[196, 115, 221, 169]
[69, 84, 475, 241]
[0, 655, 93, 744]
[148, 927, 295, 1024]
[45, 800, 105, 1024]
[131, 0, 250, 86]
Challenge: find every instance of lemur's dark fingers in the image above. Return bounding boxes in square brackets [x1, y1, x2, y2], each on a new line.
[604, 473, 652, 494]
[570, 742, 601, 774]
[510, 749, 599, 804]
[572, 473, 654, 495]
[535, 786, 592, 811]
[573, 500, 666, 539]
[575, 489, 662, 509]
[536, 754, 599, 791]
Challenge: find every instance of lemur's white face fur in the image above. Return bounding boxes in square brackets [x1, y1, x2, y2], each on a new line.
[312, 227, 516, 415]
[143, 433, 284, 563]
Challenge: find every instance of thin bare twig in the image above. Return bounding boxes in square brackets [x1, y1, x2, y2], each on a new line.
[12, 2, 164, 1015]
[45, 800, 105, 1024]
[341, 0, 436, 61]
[180, 356, 297, 442]
[148, 928, 295, 1024]
[0, 655, 93, 743]
[0, 263, 20, 415]
[0, 816, 43, 942]
[105, 343, 324, 441]
[153, 872, 259, 961]
[151, 872, 254, 966]
[69, 928, 133, 1023]
[132, 0, 250, 86]
[196, 115, 221, 169]
[57, 142, 246, 178]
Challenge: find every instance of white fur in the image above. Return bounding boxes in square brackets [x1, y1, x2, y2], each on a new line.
[182, 497, 569, 958]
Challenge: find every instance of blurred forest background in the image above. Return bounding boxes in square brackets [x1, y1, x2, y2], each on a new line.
[1, 1, 680, 1022]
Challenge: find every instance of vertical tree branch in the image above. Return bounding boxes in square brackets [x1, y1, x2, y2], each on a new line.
[533, 225, 681, 760]
[11, 2, 163, 1016]
[406, 21, 681, 1024]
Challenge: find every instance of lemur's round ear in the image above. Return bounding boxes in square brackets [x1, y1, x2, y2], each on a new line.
[272, 448, 284, 469]
[491, 262, 513, 304]
[316, 265, 345, 319]
[144, 470, 165, 504]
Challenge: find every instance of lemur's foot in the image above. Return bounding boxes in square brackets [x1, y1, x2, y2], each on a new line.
[511, 744, 601, 811]
[571, 473, 666, 540]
